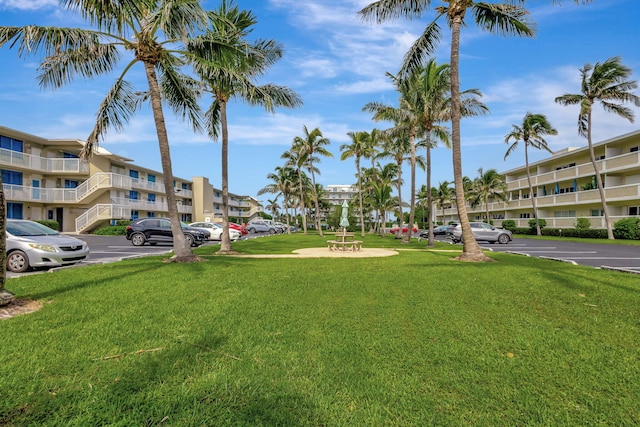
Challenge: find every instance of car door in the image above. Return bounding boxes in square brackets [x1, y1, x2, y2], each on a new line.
[158, 219, 174, 243]
[475, 223, 495, 241]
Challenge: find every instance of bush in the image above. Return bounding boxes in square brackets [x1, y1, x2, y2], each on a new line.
[575, 217, 591, 231]
[528, 218, 546, 230]
[93, 225, 129, 236]
[501, 220, 516, 231]
[36, 220, 60, 231]
[613, 218, 640, 240]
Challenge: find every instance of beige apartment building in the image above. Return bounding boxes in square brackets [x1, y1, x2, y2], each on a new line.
[0, 126, 262, 233]
[436, 129, 640, 229]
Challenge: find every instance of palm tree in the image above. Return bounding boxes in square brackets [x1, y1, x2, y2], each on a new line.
[359, 0, 534, 261]
[0, 0, 220, 261]
[341, 131, 370, 237]
[189, 1, 301, 253]
[469, 168, 507, 224]
[555, 57, 640, 239]
[259, 166, 296, 233]
[504, 113, 557, 235]
[293, 126, 333, 237]
[282, 146, 309, 234]
[433, 180, 455, 224]
[265, 198, 281, 220]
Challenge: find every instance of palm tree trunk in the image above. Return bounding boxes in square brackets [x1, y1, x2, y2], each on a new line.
[219, 98, 233, 252]
[587, 113, 614, 239]
[405, 133, 417, 244]
[310, 169, 323, 237]
[396, 162, 403, 237]
[143, 62, 192, 259]
[357, 159, 365, 237]
[426, 136, 435, 247]
[525, 143, 542, 236]
[449, 14, 488, 261]
[298, 173, 307, 234]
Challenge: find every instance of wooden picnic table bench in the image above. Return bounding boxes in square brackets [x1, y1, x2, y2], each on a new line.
[327, 233, 363, 251]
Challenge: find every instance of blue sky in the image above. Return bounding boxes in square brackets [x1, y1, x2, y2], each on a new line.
[1, 0, 639, 203]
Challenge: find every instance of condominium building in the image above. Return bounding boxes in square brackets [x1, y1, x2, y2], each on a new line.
[436, 129, 640, 229]
[325, 184, 358, 206]
[1, 126, 262, 233]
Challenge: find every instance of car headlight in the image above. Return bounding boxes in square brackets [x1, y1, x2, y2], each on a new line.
[29, 243, 57, 252]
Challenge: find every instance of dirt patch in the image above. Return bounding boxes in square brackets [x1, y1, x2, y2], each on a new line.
[232, 247, 399, 258]
[0, 298, 43, 320]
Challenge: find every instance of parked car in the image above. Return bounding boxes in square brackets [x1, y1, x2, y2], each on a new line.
[125, 218, 208, 247]
[419, 224, 456, 238]
[450, 222, 512, 244]
[188, 222, 241, 241]
[229, 222, 249, 235]
[5, 219, 90, 273]
[390, 225, 418, 235]
[246, 219, 278, 234]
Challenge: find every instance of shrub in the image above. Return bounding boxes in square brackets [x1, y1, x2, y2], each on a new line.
[501, 220, 516, 231]
[528, 218, 546, 230]
[575, 217, 591, 231]
[613, 218, 640, 240]
[36, 220, 59, 231]
[93, 225, 129, 236]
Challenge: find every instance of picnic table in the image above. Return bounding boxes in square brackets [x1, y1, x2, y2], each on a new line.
[327, 232, 363, 252]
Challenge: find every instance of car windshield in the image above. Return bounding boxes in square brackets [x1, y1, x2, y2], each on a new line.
[7, 221, 59, 236]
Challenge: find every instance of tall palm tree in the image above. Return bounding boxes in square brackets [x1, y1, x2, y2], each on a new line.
[469, 168, 507, 224]
[281, 147, 309, 234]
[555, 57, 640, 239]
[504, 112, 557, 235]
[375, 133, 411, 235]
[265, 198, 281, 220]
[0, 0, 219, 261]
[189, 1, 302, 253]
[341, 131, 370, 237]
[293, 126, 333, 237]
[359, 0, 534, 261]
[413, 60, 488, 246]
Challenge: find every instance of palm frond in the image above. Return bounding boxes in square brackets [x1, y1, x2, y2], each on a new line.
[157, 60, 203, 133]
[399, 17, 442, 78]
[472, 3, 535, 37]
[358, 0, 431, 23]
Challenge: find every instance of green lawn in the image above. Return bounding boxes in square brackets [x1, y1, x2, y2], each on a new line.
[1, 233, 639, 426]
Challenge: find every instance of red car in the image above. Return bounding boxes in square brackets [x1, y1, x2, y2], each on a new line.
[389, 225, 418, 235]
[229, 222, 249, 235]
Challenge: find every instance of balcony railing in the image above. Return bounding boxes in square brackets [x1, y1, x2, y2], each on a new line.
[75, 204, 131, 232]
[0, 147, 89, 173]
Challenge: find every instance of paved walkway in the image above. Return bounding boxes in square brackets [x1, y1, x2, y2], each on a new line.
[235, 247, 399, 258]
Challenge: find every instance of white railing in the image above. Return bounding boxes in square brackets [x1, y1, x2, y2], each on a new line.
[75, 204, 131, 232]
[0, 147, 89, 173]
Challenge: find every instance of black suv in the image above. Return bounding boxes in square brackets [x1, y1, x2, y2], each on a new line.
[125, 218, 208, 247]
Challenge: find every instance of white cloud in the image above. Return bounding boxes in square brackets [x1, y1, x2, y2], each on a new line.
[0, 0, 56, 10]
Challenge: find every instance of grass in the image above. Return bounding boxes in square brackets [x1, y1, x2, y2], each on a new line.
[1, 233, 639, 425]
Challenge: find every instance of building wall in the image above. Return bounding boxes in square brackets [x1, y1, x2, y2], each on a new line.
[435, 130, 640, 229]
[1, 126, 261, 232]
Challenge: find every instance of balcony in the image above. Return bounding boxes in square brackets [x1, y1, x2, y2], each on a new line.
[0, 148, 89, 174]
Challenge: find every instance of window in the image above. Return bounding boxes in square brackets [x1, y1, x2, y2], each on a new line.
[630, 207, 639, 216]
[148, 212, 155, 218]
[519, 213, 531, 219]
[148, 193, 156, 202]
[6, 202, 23, 219]
[64, 179, 78, 188]
[130, 190, 139, 200]
[1, 170, 23, 185]
[591, 209, 604, 217]
[62, 152, 78, 158]
[630, 146, 639, 153]
[0, 135, 23, 152]
[131, 210, 139, 220]
[129, 169, 139, 179]
[148, 174, 156, 183]
[554, 210, 576, 218]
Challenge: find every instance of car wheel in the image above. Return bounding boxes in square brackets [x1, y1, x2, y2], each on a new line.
[248, 227, 256, 233]
[498, 234, 510, 244]
[131, 233, 146, 246]
[269, 228, 276, 234]
[184, 234, 195, 247]
[7, 250, 30, 273]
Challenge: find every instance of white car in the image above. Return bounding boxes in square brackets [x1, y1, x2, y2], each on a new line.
[6, 219, 90, 273]
[188, 222, 241, 241]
